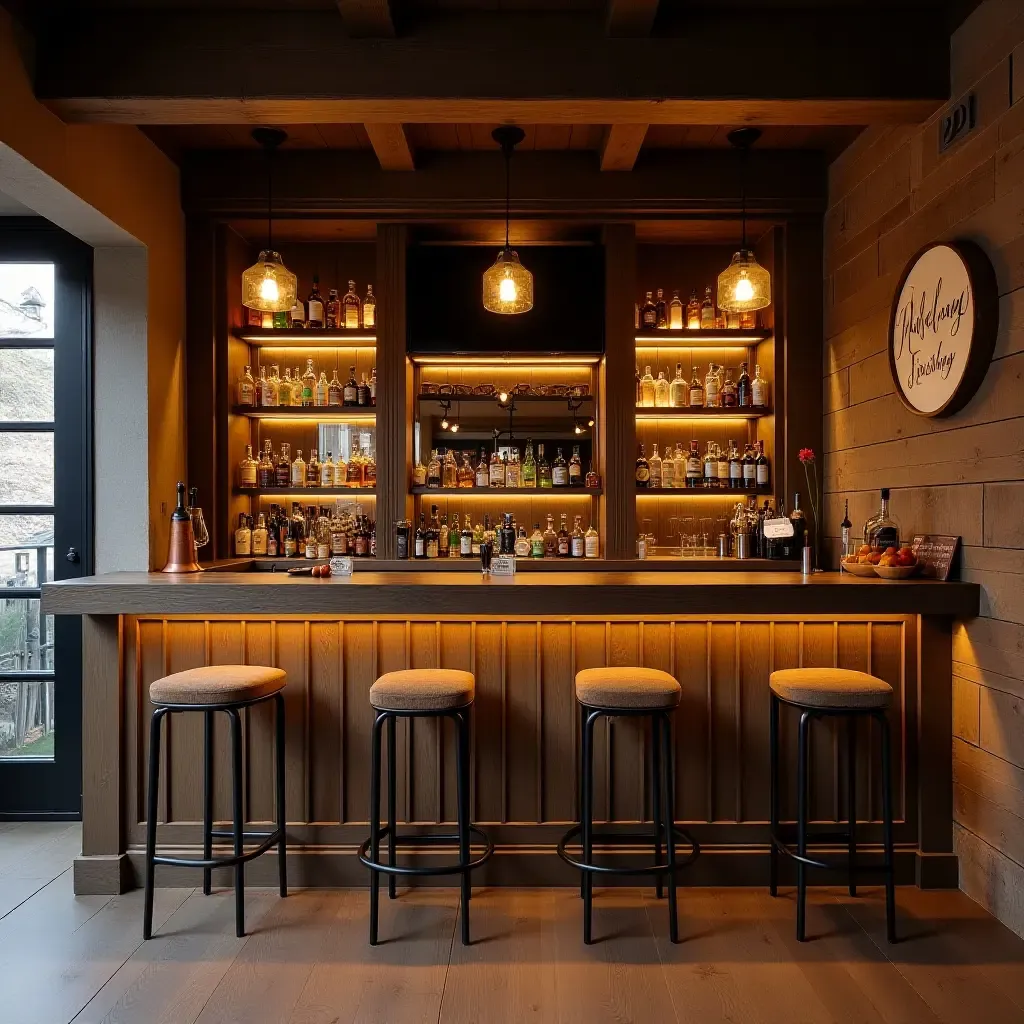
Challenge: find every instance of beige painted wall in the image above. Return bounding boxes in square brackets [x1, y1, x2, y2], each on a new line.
[823, 0, 1024, 936]
[0, 10, 185, 570]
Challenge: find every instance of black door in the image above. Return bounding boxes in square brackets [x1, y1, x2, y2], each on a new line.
[0, 219, 91, 818]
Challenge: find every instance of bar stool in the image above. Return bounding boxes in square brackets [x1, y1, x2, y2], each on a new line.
[357, 668, 493, 946]
[143, 665, 288, 940]
[768, 668, 896, 943]
[557, 667, 700, 944]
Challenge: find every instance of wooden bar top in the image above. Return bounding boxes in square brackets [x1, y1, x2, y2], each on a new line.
[43, 569, 980, 618]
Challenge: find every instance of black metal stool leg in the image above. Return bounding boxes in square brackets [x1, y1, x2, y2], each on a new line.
[143, 707, 166, 940]
[796, 710, 811, 942]
[578, 702, 587, 900]
[582, 708, 597, 944]
[879, 711, 897, 943]
[847, 714, 857, 898]
[275, 692, 288, 898]
[368, 711, 385, 945]
[651, 713, 664, 901]
[769, 693, 779, 897]
[228, 708, 245, 937]
[660, 712, 679, 944]
[387, 714, 397, 900]
[202, 710, 213, 896]
[455, 708, 472, 945]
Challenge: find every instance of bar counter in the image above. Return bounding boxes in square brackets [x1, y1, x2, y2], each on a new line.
[44, 569, 978, 896]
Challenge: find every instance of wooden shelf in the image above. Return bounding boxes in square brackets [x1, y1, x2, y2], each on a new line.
[417, 393, 594, 403]
[634, 329, 771, 346]
[635, 406, 770, 419]
[233, 328, 376, 347]
[235, 488, 376, 497]
[232, 405, 376, 418]
[411, 487, 602, 496]
[636, 486, 773, 496]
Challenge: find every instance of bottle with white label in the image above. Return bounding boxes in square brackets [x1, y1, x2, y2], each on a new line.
[585, 522, 600, 558]
[306, 276, 325, 329]
[234, 513, 252, 556]
[756, 441, 770, 488]
[363, 285, 376, 329]
[237, 365, 255, 407]
[649, 444, 662, 487]
[728, 440, 743, 489]
[238, 444, 257, 489]
[717, 443, 729, 486]
[252, 513, 268, 555]
[752, 363, 768, 408]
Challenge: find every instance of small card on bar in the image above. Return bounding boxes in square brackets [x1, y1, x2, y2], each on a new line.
[490, 555, 516, 576]
[329, 556, 354, 576]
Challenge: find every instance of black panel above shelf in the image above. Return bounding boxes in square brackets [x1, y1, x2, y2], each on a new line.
[232, 406, 376, 418]
[635, 406, 770, 419]
[411, 487, 602, 496]
[636, 486, 773, 496]
[235, 488, 376, 497]
[233, 328, 376, 347]
[634, 328, 771, 346]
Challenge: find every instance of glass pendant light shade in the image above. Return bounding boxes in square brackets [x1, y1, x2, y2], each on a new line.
[717, 249, 771, 312]
[483, 247, 534, 314]
[242, 250, 298, 312]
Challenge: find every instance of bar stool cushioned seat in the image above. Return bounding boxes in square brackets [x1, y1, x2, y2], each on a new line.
[769, 668, 892, 709]
[370, 668, 475, 711]
[150, 665, 287, 706]
[575, 667, 681, 710]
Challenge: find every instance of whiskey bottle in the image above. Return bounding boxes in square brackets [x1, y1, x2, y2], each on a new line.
[700, 286, 715, 328]
[239, 444, 257, 489]
[237, 365, 255, 407]
[414, 513, 427, 559]
[276, 443, 292, 488]
[302, 359, 316, 407]
[530, 523, 545, 558]
[460, 514, 473, 557]
[363, 446, 377, 489]
[343, 281, 361, 329]
[291, 367, 304, 406]
[669, 363, 686, 407]
[585, 521, 600, 558]
[325, 288, 341, 329]
[489, 449, 505, 488]
[552, 448, 569, 487]
[640, 365, 656, 407]
[568, 445, 582, 487]
[347, 448, 363, 487]
[585, 462, 600, 488]
[721, 368, 738, 408]
[669, 289, 684, 330]
[306, 275, 325, 329]
[363, 285, 376, 329]
[635, 444, 651, 488]
[280, 368, 295, 407]
[689, 366, 705, 407]
[704, 363, 722, 408]
[306, 449, 320, 488]
[538, 445, 553, 489]
[728, 440, 743, 490]
[635, 365, 642, 405]
[662, 444, 675, 488]
[458, 451, 474, 488]
[515, 527, 531, 558]
[315, 372, 330, 407]
[475, 449, 489, 488]
[426, 505, 440, 559]
[703, 441, 717, 489]
[641, 291, 657, 328]
[655, 288, 667, 329]
[291, 449, 307, 488]
[261, 366, 279, 407]
[742, 444, 757, 490]
[369, 367, 377, 406]
[686, 440, 702, 488]
[427, 449, 441, 488]
[289, 296, 305, 329]
[863, 488, 901, 553]
[755, 441, 770, 489]
[321, 452, 335, 487]
[234, 513, 252, 556]
[343, 366, 358, 406]
[717, 443, 730, 489]
[649, 444, 662, 488]
[506, 449, 523, 488]
[654, 370, 670, 407]
[257, 441, 275, 488]
[739, 309, 757, 330]
[357, 373, 370, 407]
[557, 514, 570, 557]
[686, 290, 701, 329]
[737, 362, 752, 408]
[442, 448, 458, 488]
[522, 440, 537, 488]
[328, 369, 343, 406]
[543, 515, 558, 557]
[752, 364, 768, 408]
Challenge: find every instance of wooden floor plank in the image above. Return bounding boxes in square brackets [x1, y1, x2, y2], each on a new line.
[287, 887, 457, 1024]
[0, 823, 83, 921]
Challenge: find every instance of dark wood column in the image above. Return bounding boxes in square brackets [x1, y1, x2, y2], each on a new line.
[603, 224, 636, 560]
[375, 223, 408, 558]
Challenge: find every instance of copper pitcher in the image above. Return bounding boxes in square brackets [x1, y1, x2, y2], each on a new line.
[161, 482, 202, 573]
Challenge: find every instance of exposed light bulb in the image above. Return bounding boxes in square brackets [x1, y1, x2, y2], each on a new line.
[440, 417, 449, 430]
[499, 276, 518, 304]
[450, 422, 459, 433]
[588, 418, 595, 427]
[734, 276, 754, 302]
[260, 274, 280, 302]
[574, 424, 583, 435]
[498, 391, 509, 404]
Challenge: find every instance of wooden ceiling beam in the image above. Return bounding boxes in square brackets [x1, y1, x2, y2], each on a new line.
[364, 123, 415, 170]
[336, 0, 395, 37]
[606, 0, 659, 36]
[599, 124, 648, 171]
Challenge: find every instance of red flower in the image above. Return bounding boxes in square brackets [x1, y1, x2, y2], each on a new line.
[798, 447, 815, 464]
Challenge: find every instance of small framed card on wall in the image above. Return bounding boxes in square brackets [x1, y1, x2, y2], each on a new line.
[888, 240, 998, 417]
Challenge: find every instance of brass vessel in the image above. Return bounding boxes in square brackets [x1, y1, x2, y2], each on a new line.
[161, 482, 202, 573]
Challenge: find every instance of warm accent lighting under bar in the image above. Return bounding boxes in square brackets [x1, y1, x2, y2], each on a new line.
[410, 353, 603, 367]
[238, 333, 377, 346]
[635, 411, 764, 421]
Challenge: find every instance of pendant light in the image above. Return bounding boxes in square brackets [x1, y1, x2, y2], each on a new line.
[242, 127, 298, 314]
[483, 126, 534, 315]
[716, 127, 771, 313]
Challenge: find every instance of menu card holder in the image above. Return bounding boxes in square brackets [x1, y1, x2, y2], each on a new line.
[911, 535, 961, 581]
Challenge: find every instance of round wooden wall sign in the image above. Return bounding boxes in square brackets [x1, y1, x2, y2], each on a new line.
[888, 240, 998, 417]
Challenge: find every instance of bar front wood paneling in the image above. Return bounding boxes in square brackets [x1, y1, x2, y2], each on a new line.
[101, 610, 951, 889]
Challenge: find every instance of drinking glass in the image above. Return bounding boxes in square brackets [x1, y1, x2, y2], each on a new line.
[700, 517, 714, 557]
[681, 516, 696, 557]
[191, 507, 210, 555]
[668, 516, 681, 558]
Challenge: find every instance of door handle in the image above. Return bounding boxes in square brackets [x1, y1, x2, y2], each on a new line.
[66, 547, 80, 563]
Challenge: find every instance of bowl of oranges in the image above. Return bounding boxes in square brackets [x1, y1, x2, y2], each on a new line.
[842, 544, 918, 579]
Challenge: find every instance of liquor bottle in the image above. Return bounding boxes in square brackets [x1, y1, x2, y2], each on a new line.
[641, 291, 657, 328]
[321, 452, 335, 487]
[725, 308, 741, 329]
[635, 365, 642, 405]
[460, 514, 473, 557]
[669, 289, 684, 329]
[369, 367, 377, 406]
[282, 507, 298, 557]
[257, 441, 275, 488]
[840, 499, 853, 559]
[363, 446, 377, 489]
[689, 366, 705, 407]
[717, 443, 730, 489]
[343, 280, 361, 329]
[585, 521, 600, 558]
[475, 449, 489, 488]
[585, 462, 600, 489]
[756, 441, 770, 489]
[234, 513, 252, 556]
[530, 523, 545, 558]
[346, 447, 363, 487]
[739, 310, 757, 330]
[568, 445, 582, 487]
[654, 371, 670, 407]
[752, 364, 768, 408]
[864, 488, 901, 552]
[306, 449, 320, 488]
[700, 286, 715, 328]
[328, 369, 343, 406]
[703, 441, 717, 489]
[427, 449, 441, 488]
[655, 288, 667, 329]
[237, 365, 255, 407]
[246, 302, 263, 328]
[742, 444, 756, 490]
[704, 363, 721, 408]
[266, 508, 279, 556]
[325, 288, 341, 329]
[442, 448, 458, 488]
[489, 449, 505, 488]
[291, 367, 304, 406]
[669, 363, 686, 407]
[238, 444, 258, 489]
[737, 362, 752, 408]
[538, 445, 553, 489]
[254, 365, 266, 407]
[414, 513, 427, 559]
[543, 515, 558, 558]
[276, 443, 292, 488]
[315, 372, 329, 407]
[522, 440, 537, 488]
[273, 306, 289, 330]
[556, 514, 570, 557]
[261, 365, 278, 407]
[649, 444, 662, 488]
[357, 373, 370, 407]
[721, 368, 738, 408]
[640, 365, 656, 407]
[289, 296, 305, 328]
[635, 444, 651, 488]
[686, 440, 702, 488]
[279, 368, 294, 407]
[686, 290, 701, 329]
[426, 505, 440, 559]
[343, 366, 358, 406]
[499, 513, 515, 556]
[306, 275, 325, 329]
[552, 448, 569, 487]
[291, 449, 307, 488]
[728, 440, 743, 490]
[316, 507, 332, 559]
[301, 359, 316, 407]
[635, 300, 640, 329]
[458, 451, 474, 488]
[363, 285, 376, 329]
[515, 527, 531, 558]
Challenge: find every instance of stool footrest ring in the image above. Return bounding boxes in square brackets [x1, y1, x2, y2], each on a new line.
[771, 833, 894, 874]
[152, 828, 282, 871]
[358, 825, 494, 878]
[557, 823, 700, 877]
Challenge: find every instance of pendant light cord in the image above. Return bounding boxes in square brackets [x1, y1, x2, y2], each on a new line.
[266, 144, 273, 252]
[740, 144, 748, 251]
[504, 143, 511, 250]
